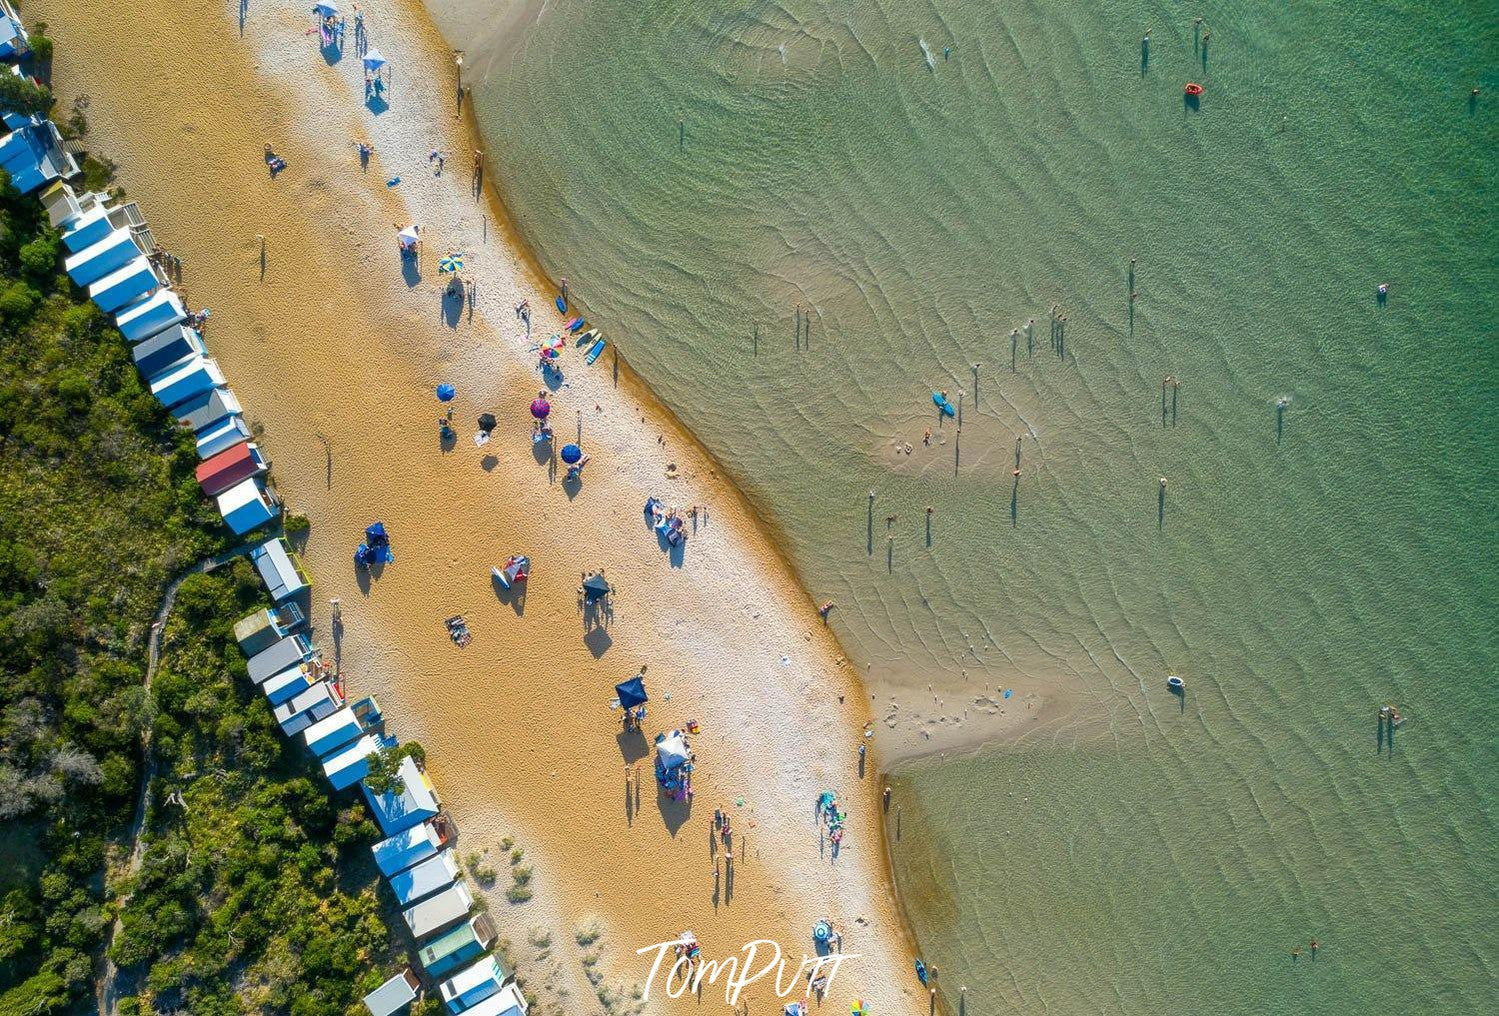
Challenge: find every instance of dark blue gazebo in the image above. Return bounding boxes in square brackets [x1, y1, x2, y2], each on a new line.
[615, 676, 648, 709]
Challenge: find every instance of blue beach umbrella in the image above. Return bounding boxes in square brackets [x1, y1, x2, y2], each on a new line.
[560, 443, 582, 464]
[615, 676, 648, 709]
[435, 383, 456, 402]
[362, 48, 386, 72]
[313, 3, 338, 16]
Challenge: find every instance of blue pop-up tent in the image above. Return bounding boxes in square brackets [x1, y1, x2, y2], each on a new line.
[615, 676, 648, 709]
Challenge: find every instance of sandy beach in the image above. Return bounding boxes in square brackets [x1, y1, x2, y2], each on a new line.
[34, 0, 921, 1011]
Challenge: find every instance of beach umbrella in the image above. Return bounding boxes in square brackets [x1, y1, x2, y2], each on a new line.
[436, 383, 456, 402]
[438, 253, 464, 274]
[397, 225, 419, 249]
[615, 676, 648, 709]
[582, 573, 611, 601]
[365, 522, 388, 545]
[560, 443, 582, 464]
[313, 2, 339, 16]
[477, 412, 497, 433]
[529, 398, 551, 420]
[362, 48, 386, 72]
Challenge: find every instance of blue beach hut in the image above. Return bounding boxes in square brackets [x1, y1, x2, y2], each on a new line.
[195, 414, 253, 459]
[416, 917, 497, 980]
[0, 3, 31, 59]
[261, 664, 316, 707]
[64, 228, 145, 287]
[131, 324, 204, 378]
[273, 681, 341, 737]
[302, 706, 366, 758]
[372, 818, 450, 877]
[216, 477, 278, 535]
[363, 756, 441, 835]
[0, 113, 78, 195]
[88, 256, 168, 313]
[148, 356, 225, 410]
[115, 290, 187, 342]
[322, 734, 386, 791]
[59, 203, 116, 253]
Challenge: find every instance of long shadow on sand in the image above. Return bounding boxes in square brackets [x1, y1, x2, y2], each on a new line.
[658, 787, 692, 837]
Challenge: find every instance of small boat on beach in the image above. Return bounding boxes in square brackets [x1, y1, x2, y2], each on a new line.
[555, 295, 567, 313]
[577, 328, 599, 347]
[566, 316, 586, 332]
[1167, 674, 1185, 693]
[585, 337, 607, 365]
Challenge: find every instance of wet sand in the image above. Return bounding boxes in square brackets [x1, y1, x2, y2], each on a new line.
[34, 0, 918, 1011]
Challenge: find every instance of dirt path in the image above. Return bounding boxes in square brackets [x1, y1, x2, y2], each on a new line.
[95, 544, 255, 1016]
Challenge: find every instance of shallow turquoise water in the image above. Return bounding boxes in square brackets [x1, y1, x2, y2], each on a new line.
[462, 0, 1498, 1010]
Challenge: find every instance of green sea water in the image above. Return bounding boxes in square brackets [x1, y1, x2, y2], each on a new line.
[458, 0, 1499, 1011]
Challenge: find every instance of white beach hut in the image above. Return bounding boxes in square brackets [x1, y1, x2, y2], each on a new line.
[216, 478, 278, 536]
[87, 256, 168, 313]
[251, 538, 308, 602]
[387, 848, 459, 906]
[246, 634, 313, 685]
[361, 969, 420, 1016]
[273, 680, 343, 736]
[64, 228, 146, 286]
[401, 881, 474, 941]
[438, 953, 510, 1013]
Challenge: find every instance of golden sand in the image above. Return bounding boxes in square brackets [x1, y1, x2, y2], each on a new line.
[34, 0, 922, 1011]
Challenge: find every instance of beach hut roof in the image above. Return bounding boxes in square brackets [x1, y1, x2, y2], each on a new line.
[0, 114, 78, 195]
[0, 5, 31, 61]
[196, 441, 264, 497]
[246, 634, 313, 684]
[251, 538, 308, 602]
[361, 969, 419, 1016]
[195, 415, 252, 460]
[261, 665, 315, 707]
[148, 355, 226, 410]
[302, 706, 366, 759]
[387, 848, 459, 906]
[215, 478, 277, 536]
[175, 386, 243, 433]
[401, 881, 474, 940]
[416, 916, 495, 978]
[132, 324, 205, 380]
[322, 733, 384, 791]
[273, 680, 341, 735]
[438, 954, 508, 1012]
[615, 676, 648, 709]
[363, 756, 441, 836]
[87, 256, 167, 314]
[64, 228, 146, 287]
[115, 289, 188, 342]
[451, 982, 527, 1016]
[372, 819, 446, 877]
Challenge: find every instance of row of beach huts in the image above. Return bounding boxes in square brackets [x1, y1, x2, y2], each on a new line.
[0, 10, 522, 1015]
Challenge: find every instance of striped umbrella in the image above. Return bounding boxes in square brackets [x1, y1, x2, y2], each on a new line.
[438, 253, 464, 274]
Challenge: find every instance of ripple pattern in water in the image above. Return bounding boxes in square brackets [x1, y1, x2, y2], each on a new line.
[461, 0, 1499, 1009]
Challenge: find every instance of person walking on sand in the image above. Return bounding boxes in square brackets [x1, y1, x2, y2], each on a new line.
[429, 148, 446, 174]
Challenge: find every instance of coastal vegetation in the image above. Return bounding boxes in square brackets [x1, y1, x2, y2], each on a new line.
[0, 83, 392, 1015]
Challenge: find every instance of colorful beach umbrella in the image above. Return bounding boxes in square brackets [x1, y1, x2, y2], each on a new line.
[529, 398, 551, 420]
[438, 253, 464, 274]
[560, 443, 583, 464]
[435, 383, 456, 402]
[362, 48, 386, 72]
